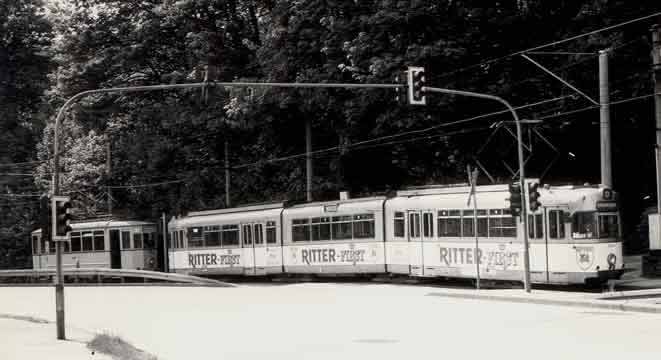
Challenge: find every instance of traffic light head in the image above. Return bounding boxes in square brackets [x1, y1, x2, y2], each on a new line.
[508, 183, 522, 217]
[528, 182, 541, 212]
[407, 66, 426, 105]
[40, 195, 51, 242]
[52, 196, 73, 240]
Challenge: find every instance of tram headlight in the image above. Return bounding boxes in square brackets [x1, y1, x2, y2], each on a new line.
[602, 188, 614, 201]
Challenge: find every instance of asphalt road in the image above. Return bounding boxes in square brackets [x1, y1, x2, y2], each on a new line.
[1, 284, 660, 360]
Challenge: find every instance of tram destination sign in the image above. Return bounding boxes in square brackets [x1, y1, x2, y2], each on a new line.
[596, 201, 617, 212]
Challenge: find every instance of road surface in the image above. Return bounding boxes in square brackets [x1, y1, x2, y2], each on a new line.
[1, 283, 659, 360]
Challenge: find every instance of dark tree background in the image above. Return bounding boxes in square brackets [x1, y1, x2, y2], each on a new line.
[2, 0, 661, 268]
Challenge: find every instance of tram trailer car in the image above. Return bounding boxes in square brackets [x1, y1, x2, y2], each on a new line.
[169, 203, 285, 276]
[31, 220, 159, 271]
[168, 182, 624, 285]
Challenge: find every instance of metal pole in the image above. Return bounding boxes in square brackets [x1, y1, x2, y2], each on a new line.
[652, 25, 661, 228]
[467, 165, 480, 290]
[224, 139, 230, 207]
[162, 212, 167, 272]
[424, 86, 531, 292]
[306, 119, 313, 202]
[107, 136, 112, 215]
[599, 49, 613, 188]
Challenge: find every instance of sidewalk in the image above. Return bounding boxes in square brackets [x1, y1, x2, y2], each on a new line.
[610, 255, 661, 290]
[0, 315, 113, 360]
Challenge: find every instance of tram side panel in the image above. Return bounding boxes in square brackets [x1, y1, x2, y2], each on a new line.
[282, 200, 386, 275]
[167, 208, 284, 276]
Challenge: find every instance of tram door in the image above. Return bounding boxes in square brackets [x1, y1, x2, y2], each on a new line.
[408, 211, 433, 276]
[242, 223, 267, 275]
[109, 230, 121, 269]
[544, 207, 569, 284]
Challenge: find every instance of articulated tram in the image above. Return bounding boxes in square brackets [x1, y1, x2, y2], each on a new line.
[31, 219, 159, 271]
[168, 181, 624, 285]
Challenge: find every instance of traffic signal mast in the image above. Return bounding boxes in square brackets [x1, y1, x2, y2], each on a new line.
[51, 196, 73, 241]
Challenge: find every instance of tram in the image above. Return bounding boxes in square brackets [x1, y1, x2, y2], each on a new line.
[31, 219, 159, 271]
[168, 180, 624, 285]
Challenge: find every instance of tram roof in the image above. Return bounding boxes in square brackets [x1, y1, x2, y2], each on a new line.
[31, 219, 156, 234]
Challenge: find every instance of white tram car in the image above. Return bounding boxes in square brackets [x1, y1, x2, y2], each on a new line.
[31, 219, 159, 271]
[168, 181, 624, 285]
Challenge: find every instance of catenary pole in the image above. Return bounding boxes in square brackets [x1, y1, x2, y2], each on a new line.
[652, 26, 661, 233]
[424, 86, 531, 292]
[599, 49, 613, 188]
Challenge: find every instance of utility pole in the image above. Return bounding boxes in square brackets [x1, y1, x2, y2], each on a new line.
[106, 136, 112, 215]
[306, 119, 313, 202]
[599, 49, 613, 188]
[162, 212, 167, 272]
[652, 25, 661, 254]
[467, 165, 480, 290]
[224, 139, 230, 207]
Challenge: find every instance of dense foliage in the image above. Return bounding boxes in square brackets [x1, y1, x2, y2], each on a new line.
[2, 0, 661, 267]
[0, 0, 52, 268]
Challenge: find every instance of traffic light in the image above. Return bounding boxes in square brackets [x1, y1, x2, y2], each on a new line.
[51, 196, 72, 241]
[40, 195, 51, 243]
[407, 66, 426, 105]
[528, 182, 541, 212]
[508, 183, 522, 217]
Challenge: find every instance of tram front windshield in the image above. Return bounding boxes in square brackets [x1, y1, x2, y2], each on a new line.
[571, 211, 619, 239]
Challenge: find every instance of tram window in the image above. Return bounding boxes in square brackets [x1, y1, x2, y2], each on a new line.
[49, 241, 56, 253]
[143, 233, 154, 249]
[222, 225, 239, 246]
[204, 226, 221, 247]
[394, 212, 405, 237]
[93, 231, 105, 251]
[134, 233, 143, 249]
[408, 213, 420, 238]
[438, 210, 461, 237]
[121, 231, 131, 249]
[501, 211, 517, 237]
[82, 232, 93, 251]
[332, 216, 353, 240]
[63, 241, 70, 253]
[489, 214, 503, 238]
[243, 225, 253, 245]
[462, 210, 474, 237]
[254, 224, 264, 244]
[353, 214, 375, 239]
[266, 221, 277, 244]
[32, 236, 39, 255]
[188, 227, 203, 247]
[311, 217, 331, 241]
[598, 214, 619, 238]
[71, 232, 82, 252]
[528, 214, 544, 239]
[422, 213, 433, 237]
[572, 212, 596, 239]
[477, 210, 488, 237]
[41, 236, 47, 254]
[292, 218, 310, 242]
[548, 210, 565, 239]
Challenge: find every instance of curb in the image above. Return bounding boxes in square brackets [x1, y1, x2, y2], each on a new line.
[426, 291, 661, 314]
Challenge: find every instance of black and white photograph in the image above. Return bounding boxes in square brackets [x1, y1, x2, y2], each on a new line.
[2, 1, 661, 359]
